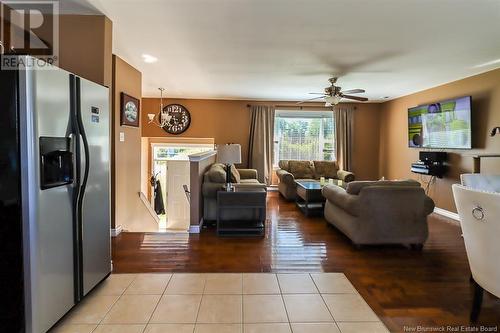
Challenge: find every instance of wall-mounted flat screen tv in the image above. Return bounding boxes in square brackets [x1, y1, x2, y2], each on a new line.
[408, 96, 472, 149]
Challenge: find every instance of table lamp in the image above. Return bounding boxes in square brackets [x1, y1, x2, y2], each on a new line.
[217, 144, 242, 191]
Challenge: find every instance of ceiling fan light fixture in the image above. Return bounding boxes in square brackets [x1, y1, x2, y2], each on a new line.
[325, 95, 341, 105]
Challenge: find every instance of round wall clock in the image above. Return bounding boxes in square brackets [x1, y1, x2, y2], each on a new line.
[160, 104, 191, 134]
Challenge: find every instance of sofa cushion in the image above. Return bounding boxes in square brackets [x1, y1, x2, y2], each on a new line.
[207, 163, 227, 183]
[278, 160, 290, 172]
[346, 179, 421, 195]
[289, 160, 315, 179]
[207, 163, 241, 183]
[313, 161, 339, 179]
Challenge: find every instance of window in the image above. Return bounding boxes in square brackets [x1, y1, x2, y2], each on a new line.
[273, 110, 335, 167]
[153, 144, 213, 161]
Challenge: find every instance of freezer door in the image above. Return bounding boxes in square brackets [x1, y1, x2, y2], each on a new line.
[77, 77, 111, 296]
[19, 62, 75, 333]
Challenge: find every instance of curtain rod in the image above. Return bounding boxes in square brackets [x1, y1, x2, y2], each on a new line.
[246, 104, 357, 110]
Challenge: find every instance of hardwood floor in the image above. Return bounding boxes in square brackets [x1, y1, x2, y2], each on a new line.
[112, 191, 500, 331]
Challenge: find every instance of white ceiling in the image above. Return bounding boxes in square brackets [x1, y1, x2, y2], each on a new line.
[79, 0, 500, 102]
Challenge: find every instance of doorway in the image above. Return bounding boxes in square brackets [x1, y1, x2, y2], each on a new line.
[151, 143, 214, 231]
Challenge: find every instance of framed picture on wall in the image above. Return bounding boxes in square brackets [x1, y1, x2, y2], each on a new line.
[120, 92, 140, 127]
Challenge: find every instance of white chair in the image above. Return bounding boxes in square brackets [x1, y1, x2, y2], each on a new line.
[461, 174, 500, 192]
[452, 184, 500, 322]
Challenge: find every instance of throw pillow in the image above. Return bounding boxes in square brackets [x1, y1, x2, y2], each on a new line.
[278, 160, 290, 171]
[230, 165, 241, 183]
[313, 161, 339, 179]
[289, 160, 314, 179]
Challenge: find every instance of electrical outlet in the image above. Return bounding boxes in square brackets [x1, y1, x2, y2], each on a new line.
[119, 132, 125, 142]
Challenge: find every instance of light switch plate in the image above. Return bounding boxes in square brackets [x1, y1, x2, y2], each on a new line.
[119, 132, 125, 142]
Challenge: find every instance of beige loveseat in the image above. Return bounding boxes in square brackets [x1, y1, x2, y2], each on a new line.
[322, 180, 435, 248]
[275, 160, 355, 200]
[202, 163, 266, 221]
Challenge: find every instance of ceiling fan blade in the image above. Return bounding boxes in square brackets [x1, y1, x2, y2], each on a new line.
[296, 96, 325, 104]
[309, 92, 327, 95]
[341, 89, 365, 94]
[341, 94, 368, 102]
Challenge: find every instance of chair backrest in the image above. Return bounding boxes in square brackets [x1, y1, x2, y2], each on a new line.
[461, 174, 500, 193]
[452, 184, 500, 298]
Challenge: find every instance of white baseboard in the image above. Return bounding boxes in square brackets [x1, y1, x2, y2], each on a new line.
[189, 219, 204, 233]
[111, 225, 123, 237]
[189, 225, 201, 233]
[434, 207, 460, 222]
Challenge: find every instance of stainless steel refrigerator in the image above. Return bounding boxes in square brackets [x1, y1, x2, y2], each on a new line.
[0, 56, 111, 333]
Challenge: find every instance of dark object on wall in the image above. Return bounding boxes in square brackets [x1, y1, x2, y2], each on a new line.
[120, 92, 140, 127]
[411, 151, 448, 178]
[161, 104, 191, 134]
[154, 179, 165, 215]
[490, 127, 500, 137]
[419, 151, 447, 164]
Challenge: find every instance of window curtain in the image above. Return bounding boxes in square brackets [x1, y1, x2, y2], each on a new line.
[248, 105, 275, 185]
[335, 107, 354, 171]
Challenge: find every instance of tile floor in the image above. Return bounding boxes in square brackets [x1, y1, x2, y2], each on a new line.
[51, 273, 389, 333]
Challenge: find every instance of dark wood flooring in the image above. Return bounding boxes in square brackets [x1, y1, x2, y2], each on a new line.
[112, 191, 500, 332]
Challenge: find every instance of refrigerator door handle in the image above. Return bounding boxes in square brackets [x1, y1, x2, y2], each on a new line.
[69, 74, 82, 302]
[75, 77, 90, 300]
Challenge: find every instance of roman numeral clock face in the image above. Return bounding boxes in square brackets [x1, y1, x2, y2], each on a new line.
[161, 104, 191, 134]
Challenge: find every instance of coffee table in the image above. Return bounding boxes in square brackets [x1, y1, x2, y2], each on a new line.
[295, 180, 345, 216]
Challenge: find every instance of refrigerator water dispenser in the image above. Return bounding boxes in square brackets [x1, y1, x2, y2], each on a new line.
[39, 136, 74, 190]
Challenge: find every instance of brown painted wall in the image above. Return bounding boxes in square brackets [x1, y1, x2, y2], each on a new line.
[379, 68, 500, 212]
[351, 103, 382, 181]
[141, 98, 381, 180]
[59, 15, 113, 86]
[34, 14, 112, 86]
[142, 98, 252, 167]
[111, 55, 155, 229]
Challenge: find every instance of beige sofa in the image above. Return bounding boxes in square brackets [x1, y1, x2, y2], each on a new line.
[322, 180, 435, 248]
[202, 163, 266, 221]
[276, 160, 355, 200]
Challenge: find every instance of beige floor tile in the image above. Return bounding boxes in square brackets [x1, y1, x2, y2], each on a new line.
[195, 323, 242, 333]
[242, 274, 280, 294]
[93, 324, 145, 333]
[102, 294, 161, 324]
[310, 273, 357, 294]
[197, 295, 242, 323]
[322, 294, 380, 322]
[277, 274, 318, 294]
[150, 294, 202, 323]
[243, 295, 288, 323]
[336, 322, 389, 333]
[165, 273, 206, 294]
[144, 324, 195, 333]
[91, 274, 136, 296]
[50, 324, 97, 333]
[205, 273, 242, 294]
[244, 323, 291, 333]
[291, 323, 341, 333]
[63, 295, 119, 324]
[282, 294, 333, 323]
[125, 273, 172, 295]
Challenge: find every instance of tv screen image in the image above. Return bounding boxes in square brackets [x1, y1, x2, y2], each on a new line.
[408, 96, 471, 149]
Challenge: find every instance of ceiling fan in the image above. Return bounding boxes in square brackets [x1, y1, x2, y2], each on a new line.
[297, 77, 368, 106]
